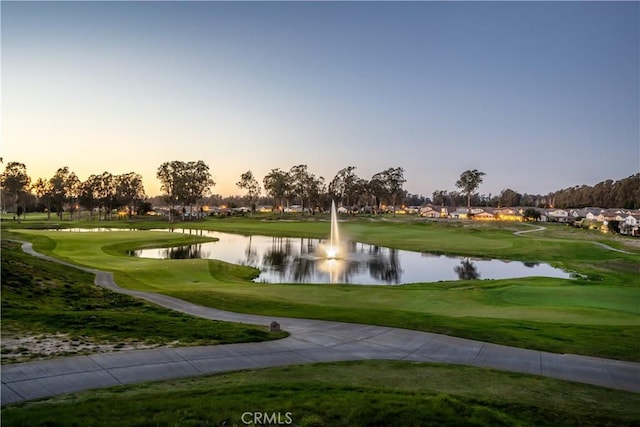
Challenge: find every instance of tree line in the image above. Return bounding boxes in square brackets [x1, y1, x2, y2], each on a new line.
[2, 159, 638, 223]
[0, 161, 411, 221]
[431, 173, 640, 210]
[259, 165, 408, 215]
[1, 163, 146, 222]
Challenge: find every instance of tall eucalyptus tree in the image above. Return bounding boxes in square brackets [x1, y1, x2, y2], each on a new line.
[371, 167, 406, 215]
[263, 168, 291, 213]
[456, 169, 486, 214]
[32, 177, 53, 220]
[115, 172, 146, 218]
[237, 170, 261, 215]
[157, 161, 184, 223]
[0, 162, 31, 221]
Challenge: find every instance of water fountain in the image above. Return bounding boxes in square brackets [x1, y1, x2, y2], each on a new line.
[127, 201, 574, 284]
[325, 200, 341, 259]
[320, 200, 344, 283]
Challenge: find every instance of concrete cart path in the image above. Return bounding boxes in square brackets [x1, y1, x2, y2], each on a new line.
[513, 223, 638, 254]
[2, 241, 639, 405]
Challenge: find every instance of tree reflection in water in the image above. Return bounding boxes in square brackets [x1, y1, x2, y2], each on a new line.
[161, 244, 203, 259]
[291, 257, 317, 282]
[129, 229, 572, 284]
[243, 235, 259, 268]
[454, 258, 480, 280]
[262, 237, 292, 279]
[367, 246, 402, 284]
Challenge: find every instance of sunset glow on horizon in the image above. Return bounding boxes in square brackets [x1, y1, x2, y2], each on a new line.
[2, 2, 638, 197]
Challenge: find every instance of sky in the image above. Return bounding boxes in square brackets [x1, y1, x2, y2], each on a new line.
[2, 1, 639, 198]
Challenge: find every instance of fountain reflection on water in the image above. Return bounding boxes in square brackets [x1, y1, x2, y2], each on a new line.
[54, 226, 573, 285]
[58, 222, 572, 285]
[318, 200, 346, 283]
[125, 228, 572, 285]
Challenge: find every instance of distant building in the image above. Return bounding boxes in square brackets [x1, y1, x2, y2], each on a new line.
[546, 209, 570, 222]
[494, 207, 523, 222]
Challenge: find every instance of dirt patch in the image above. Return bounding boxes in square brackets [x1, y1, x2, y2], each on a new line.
[1, 333, 178, 364]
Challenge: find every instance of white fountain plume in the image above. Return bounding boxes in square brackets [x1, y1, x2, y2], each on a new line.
[326, 200, 340, 259]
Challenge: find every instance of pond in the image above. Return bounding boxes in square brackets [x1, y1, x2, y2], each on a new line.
[124, 229, 572, 285]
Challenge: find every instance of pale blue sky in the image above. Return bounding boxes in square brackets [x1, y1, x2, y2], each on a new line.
[2, 1, 638, 197]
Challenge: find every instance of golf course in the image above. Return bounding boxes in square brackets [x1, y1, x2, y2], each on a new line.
[2, 215, 639, 425]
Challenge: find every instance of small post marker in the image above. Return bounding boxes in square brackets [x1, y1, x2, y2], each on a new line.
[270, 321, 281, 332]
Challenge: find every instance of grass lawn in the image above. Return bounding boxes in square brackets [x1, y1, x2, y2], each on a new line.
[3, 360, 639, 426]
[1, 240, 286, 363]
[5, 217, 639, 361]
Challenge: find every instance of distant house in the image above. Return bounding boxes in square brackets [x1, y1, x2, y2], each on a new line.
[285, 205, 303, 213]
[494, 207, 523, 222]
[450, 208, 470, 219]
[596, 210, 619, 223]
[621, 214, 640, 236]
[419, 207, 441, 218]
[419, 205, 449, 218]
[529, 208, 549, 222]
[547, 209, 570, 222]
[571, 208, 601, 219]
[473, 210, 496, 221]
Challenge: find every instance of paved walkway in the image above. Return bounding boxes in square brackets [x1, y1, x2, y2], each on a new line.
[2, 241, 639, 405]
[513, 223, 638, 254]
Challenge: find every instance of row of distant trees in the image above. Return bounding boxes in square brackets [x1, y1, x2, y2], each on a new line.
[153, 162, 413, 220]
[0, 161, 413, 221]
[548, 176, 640, 209]
[432, 173, 640, 210]
[257, 165, 409, 215]
[0, 162, 146, 222]
[2, 159, 638, 222]
[156, 160, 215, 223]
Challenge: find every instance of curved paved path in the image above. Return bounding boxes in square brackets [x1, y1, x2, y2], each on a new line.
[513, 223, 637, 254]
[2, 241, 639, 405]
[513, 224, 547, 236]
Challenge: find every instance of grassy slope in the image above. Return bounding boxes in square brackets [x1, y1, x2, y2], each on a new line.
[3, 360, 639, 427]
[7, 218, 640, 360]
[1, 240, 286, 363]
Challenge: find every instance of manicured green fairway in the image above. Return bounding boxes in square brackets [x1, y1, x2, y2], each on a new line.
[1, 240, 286, 363]
[8, 218, 639, 361]
[3, 361, 639, 426]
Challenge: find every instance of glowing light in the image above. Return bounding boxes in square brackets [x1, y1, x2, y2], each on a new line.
[325, 246, 338, 259]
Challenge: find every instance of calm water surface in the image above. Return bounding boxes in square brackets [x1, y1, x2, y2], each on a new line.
[122, 229, 572, 285]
